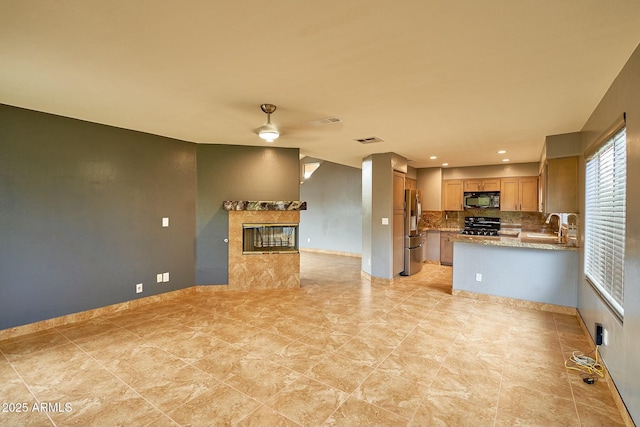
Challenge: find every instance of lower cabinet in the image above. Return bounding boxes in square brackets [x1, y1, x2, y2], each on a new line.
[421, 233, 428, 262]
[425, 231, 441, 262]
[440, 232, 455, 266]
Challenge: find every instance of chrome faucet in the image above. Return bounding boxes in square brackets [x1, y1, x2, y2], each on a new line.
[546, 213, 563, 242]
[566, 213, 579, 246]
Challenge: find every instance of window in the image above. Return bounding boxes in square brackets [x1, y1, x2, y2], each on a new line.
[303, 162, 320, 179]
[584, 124, 626, 319]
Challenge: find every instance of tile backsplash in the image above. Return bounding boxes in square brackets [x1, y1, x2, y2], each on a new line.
[422, 209, 554, 232]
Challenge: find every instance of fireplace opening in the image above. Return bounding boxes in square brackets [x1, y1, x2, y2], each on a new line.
[242, 223, 299, 254]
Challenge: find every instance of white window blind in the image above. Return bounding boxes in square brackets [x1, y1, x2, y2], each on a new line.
[584, 126, 626, 318]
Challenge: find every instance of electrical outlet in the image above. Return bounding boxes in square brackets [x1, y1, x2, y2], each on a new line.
[475, 273, 482, 282]
[162, 217, 169, 227]
[307, 237, 311, 243]
[595, 323, 603, 345]
[156, 273, 163, 283]
[163, 272, 169, 282]
[136, 283, 143, 294]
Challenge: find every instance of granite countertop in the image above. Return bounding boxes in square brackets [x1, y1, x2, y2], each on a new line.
[421, 227, 461, 232]
[451, 234, 579, 251]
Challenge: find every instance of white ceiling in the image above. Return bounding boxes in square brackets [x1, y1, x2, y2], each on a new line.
[2, 1, 640, 169]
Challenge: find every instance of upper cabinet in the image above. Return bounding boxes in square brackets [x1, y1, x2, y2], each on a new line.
[405, 177, 417, 190]
[540, 132, 580, 213]
[543, 156, 578, 213]
[393, 171, 405, 211]
[463, 178, 501, 192]
[500, 176, 538, 212]
[442, 179, 464, 211]
[519, 177, 539, 211]
[446, 176, 538, 212]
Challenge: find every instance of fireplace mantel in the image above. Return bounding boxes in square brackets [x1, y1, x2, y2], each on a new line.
[223, 200, 307, 211]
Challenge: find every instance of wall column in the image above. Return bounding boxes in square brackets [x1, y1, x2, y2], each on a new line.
[361, 153, 407, 282]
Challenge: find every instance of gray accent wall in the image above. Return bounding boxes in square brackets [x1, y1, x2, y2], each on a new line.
[195, 145, 300, 285]
[299, 160, 362, 255]
[577, 43, 640, 423]
[453, 243, 579, 307]
[0, 104, 197, 329]
[0, 105, 300, 329]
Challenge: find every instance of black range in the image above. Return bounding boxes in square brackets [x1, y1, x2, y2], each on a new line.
[460, 216, 501, 236]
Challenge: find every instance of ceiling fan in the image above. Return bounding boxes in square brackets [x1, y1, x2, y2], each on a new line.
[253, 103, 343, 143]
[257, 103, 279, 142]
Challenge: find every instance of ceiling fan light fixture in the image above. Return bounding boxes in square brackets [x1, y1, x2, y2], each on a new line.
[258, 103, 279, 142]
[258, 124, 279, 142]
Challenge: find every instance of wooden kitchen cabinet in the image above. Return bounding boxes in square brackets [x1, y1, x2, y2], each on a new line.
[405, 177, 417, 190]
[440, 231, 455, 265]
[464, 178, 501, 192]
[500, 178, 519, 211]
[544, 156, 578, 213]
[393, 171, 405, 275]
[393, 171, 405, 211]
[442, 180, 464, 211]
[519, 177, 539, 211]
[426, 230, 440, 262]
[500, 176, 538, 212]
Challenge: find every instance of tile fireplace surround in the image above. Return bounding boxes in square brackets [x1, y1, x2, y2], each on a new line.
[223, 201, 306, 290]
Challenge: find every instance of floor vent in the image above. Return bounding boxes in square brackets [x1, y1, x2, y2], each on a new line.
[355, 136, 384, 144]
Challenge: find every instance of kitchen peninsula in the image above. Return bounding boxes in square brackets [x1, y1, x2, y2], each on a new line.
[451, 235, 579, 312]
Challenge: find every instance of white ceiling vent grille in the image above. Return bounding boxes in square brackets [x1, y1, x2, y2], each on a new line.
[308, 117, 342, 126]
[355, 136, 384, 144]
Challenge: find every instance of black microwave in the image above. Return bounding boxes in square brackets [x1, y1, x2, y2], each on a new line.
[463, 191, 500, 209]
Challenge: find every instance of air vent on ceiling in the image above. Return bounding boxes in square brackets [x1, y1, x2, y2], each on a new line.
[355, 136, 384, 144]
[308, 116, 342, 126]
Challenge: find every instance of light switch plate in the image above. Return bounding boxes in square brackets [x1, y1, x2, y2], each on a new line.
[163, 272, 169, 282]
[156, 273, 163, 283]
[162, 217, 169, 227]
[381, 218, 389, 225]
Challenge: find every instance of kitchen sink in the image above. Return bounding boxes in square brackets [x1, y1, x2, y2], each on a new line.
[524, 233, 556, 238]
[519, 232, 561, 244]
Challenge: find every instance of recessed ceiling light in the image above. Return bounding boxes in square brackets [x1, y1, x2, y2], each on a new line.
[498, 150, 507, 154]
[502, 158, 510, 162]
[442, 163, 449, 167]
[430, 155, 437, 160]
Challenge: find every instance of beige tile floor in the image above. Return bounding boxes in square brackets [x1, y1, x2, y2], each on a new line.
[0, 252, 628, 427]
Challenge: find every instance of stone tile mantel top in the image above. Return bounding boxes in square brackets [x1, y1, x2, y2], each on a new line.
[223, 200, 307, 211]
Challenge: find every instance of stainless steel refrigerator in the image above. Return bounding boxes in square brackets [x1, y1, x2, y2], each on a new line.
[401, 189, 423, 276]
